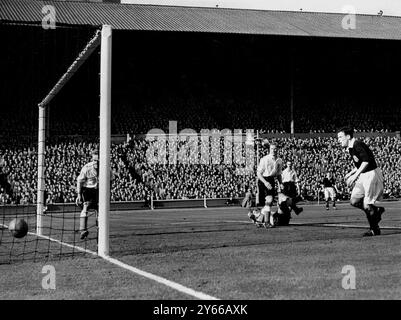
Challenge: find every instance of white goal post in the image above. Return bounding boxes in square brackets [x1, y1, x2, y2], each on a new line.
[98, 25, 112, 257]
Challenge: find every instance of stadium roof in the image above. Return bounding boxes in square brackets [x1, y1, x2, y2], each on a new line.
[1, 0, 401, 40]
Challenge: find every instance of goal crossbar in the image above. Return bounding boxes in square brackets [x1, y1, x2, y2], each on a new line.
[38, 28, 101, 108]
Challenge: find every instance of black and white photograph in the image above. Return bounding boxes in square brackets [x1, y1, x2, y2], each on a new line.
[0, 0, 400, 303]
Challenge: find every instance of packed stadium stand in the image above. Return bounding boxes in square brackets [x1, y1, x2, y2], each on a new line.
[1, 135, 400, 204]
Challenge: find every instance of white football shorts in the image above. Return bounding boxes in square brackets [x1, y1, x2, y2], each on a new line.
[324, 187, 336, 200]
[351, 167, 384, 205]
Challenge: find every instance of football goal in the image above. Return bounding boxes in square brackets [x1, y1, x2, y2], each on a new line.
[0, 23, 111, 264]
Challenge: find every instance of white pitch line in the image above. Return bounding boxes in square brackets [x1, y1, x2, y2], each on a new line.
[0, 222, 218, 300]
[289, 222, 401, 230]
[170, 219, 401, 229]
[227, 220, 401, 230]
[170, 220, 251, 225]
[223, 220, 252, 224]
[218, 220, 401, 230]
[101, 255, 218, 300]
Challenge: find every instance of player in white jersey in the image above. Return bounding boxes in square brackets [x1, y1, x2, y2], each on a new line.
[276, 161, 303, 225]
[76, 149, 99, 240]
[249, 143, 283, 228]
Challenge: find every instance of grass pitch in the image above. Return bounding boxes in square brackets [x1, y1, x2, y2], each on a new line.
[0, 201, 400, 299]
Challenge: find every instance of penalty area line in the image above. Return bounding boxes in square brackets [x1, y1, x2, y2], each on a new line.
[0, 222, 218, 300]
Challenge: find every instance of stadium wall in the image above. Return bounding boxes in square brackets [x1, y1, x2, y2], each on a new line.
[2, 197, 398, 215]
[0, 197, 244, 214]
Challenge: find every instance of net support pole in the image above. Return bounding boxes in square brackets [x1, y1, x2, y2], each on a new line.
[98, 25, 112, 258]
[36, 105, 46, 236]
[290, 47, 295, 136]
[290, 67, 294, 135]
[256, 130, 259, 166]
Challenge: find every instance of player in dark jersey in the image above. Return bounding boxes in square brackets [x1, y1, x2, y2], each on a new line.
[337, 127, 385, 236]
[321, 173, 338, 211]
[242, 187, 254, 218]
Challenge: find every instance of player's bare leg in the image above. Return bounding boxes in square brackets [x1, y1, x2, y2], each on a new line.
[261, 195, 275, 228]
[253, 195, 271, 228]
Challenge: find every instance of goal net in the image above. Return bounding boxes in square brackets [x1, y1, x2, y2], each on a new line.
[0, 22, 111, 264]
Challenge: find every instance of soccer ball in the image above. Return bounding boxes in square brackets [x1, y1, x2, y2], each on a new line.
[8, 218, 28, 238]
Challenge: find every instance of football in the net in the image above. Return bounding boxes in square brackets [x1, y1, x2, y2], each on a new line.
[8, 218, 28, 238]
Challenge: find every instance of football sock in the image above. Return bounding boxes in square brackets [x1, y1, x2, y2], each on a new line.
[364, 205, 377, 229]
[79, 211, 88, 231]
[279, 202, 291, 215]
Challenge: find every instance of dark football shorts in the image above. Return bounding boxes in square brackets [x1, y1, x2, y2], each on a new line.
[257, 177, 276, 205]
[81, 187, 98, 210]
[282, 182, 297, 199]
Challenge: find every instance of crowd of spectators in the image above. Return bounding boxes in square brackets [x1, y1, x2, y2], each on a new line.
[273, 136, 401, 201]
[1, 135, 400, 205]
